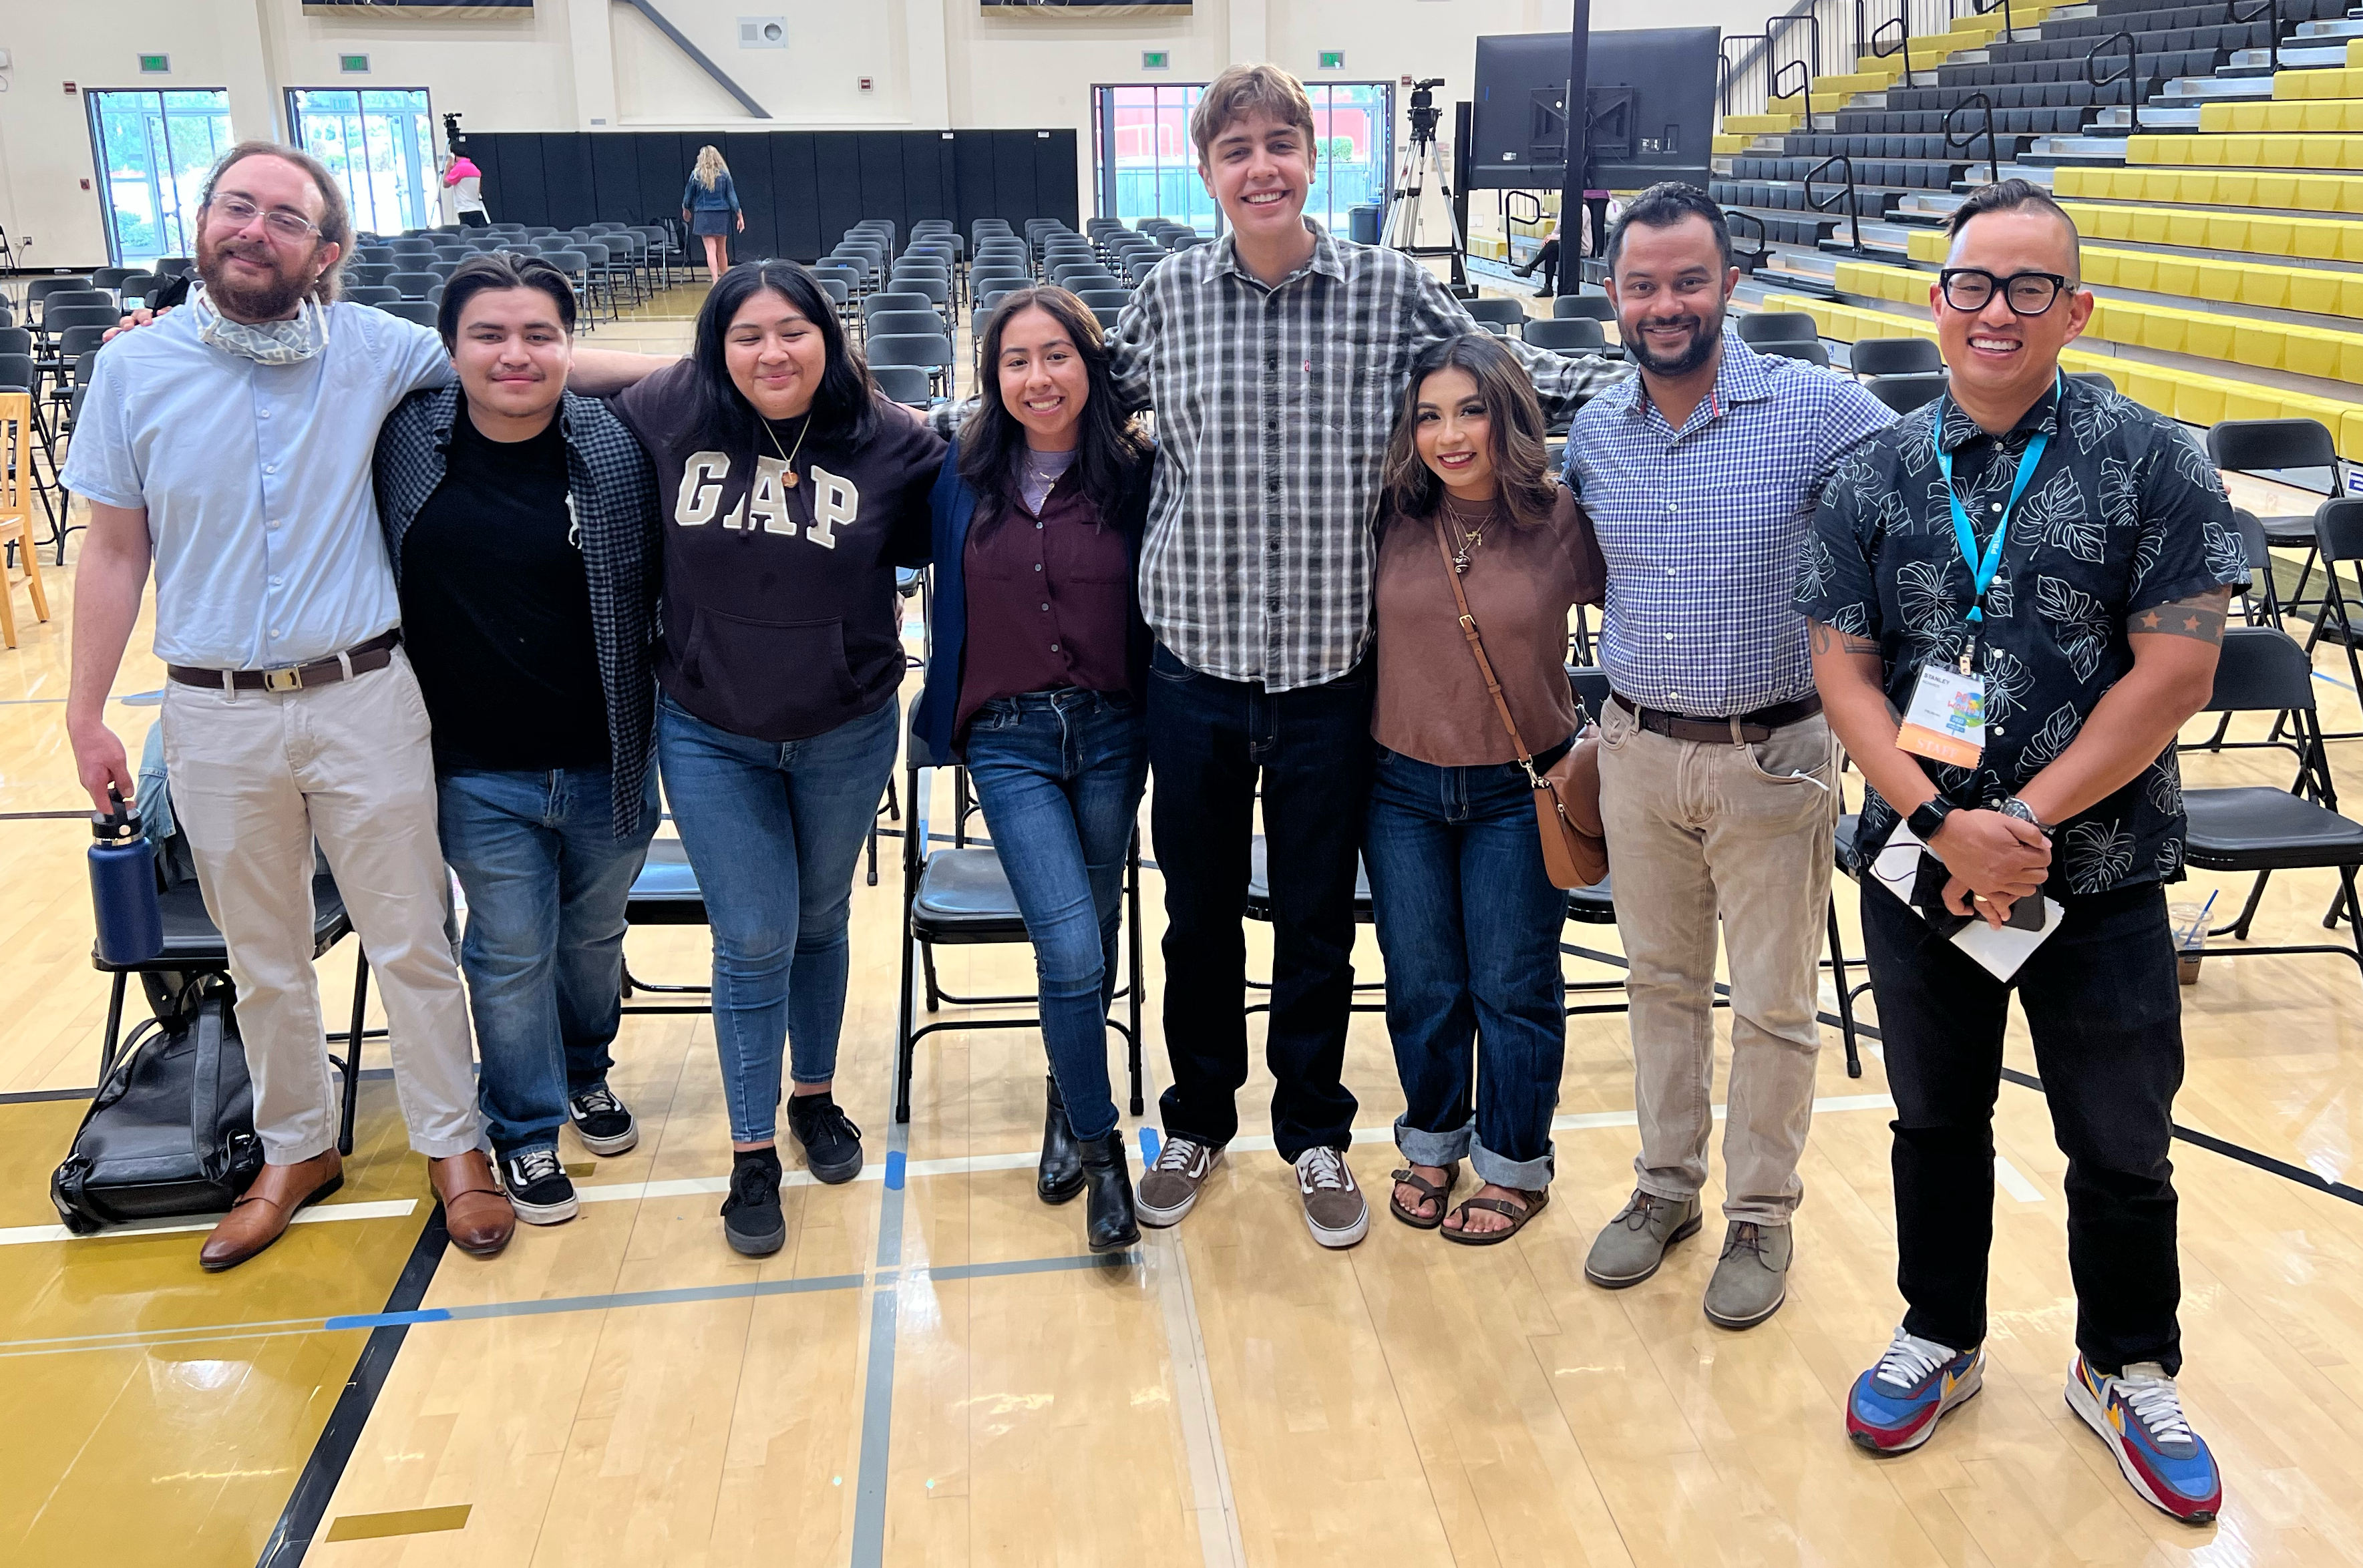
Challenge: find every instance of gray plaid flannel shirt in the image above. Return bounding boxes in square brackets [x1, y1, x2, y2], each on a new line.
[374, 385, 661, 838]
[1105, 224, 1628, 691]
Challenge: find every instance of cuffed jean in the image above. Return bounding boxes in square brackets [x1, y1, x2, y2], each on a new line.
[1146, 644, 1373, 1163]
[1863, 877, 2185, 1375]
[657, 691, 899, 1144]
[963, 689, 1149, 1144]
[1364, 745, 1568, 1191]
[437, 765, 659, 1155]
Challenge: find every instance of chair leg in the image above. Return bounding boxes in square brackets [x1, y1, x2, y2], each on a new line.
[921, 938, 944, 1012]
[98, 971, 130, 1079]
[1127, 831, 1145, 1117]
[2215, 869, 2272, 942]
[1825, 896, 1863, 1079]
[339, 951, 371, 1157]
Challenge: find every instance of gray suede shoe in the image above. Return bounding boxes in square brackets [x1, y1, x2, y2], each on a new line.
[1703, 1221, 1793, 1329]
[1583, 1188, 1704, 1288]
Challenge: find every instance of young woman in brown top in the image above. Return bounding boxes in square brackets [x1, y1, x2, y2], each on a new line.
[1367, 333, 1606, 1243]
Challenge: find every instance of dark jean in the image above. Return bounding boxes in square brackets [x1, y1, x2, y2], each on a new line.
[1862, 877, 2185, 1375]
[437, 765, 660, 1155]
[964, 689, 1149, 1144]
[657, 691, 899, 1144]
[1146, 643, 1374, 1161]
[1364, 746, 1568, 1191]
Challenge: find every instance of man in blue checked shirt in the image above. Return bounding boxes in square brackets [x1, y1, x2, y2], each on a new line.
[1562, 184, 1894, 1329]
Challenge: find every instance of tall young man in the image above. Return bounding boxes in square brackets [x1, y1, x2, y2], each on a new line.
[65, 144, 666, 1271]
[1801, 180, 2243, 1523]
[1564, 184, 1895, 1328]
[375, 254, 661, 1226]
[1111, 63, 1625, 1248]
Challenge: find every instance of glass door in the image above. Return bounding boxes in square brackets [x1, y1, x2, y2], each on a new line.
[1304, 83, 1393, 238]
[1093, 81, 1395, 241]
[83, 89, 236, 267]
[287, 87, 437, 236]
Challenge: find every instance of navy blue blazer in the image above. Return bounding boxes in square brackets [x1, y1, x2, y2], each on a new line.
[912, 438, 1154, 763]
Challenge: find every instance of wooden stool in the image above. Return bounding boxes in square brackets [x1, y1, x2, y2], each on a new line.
[0, 391, 51, 648]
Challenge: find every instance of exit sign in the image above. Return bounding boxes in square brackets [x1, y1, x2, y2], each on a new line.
[339, 53, 370, 73]
[1319, 50, 1345, 69]
[1142, 51, 1169, 70]
[138, 54, 170, 73]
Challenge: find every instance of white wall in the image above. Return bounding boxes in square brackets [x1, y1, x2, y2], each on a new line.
[5, 0, 1774, 267]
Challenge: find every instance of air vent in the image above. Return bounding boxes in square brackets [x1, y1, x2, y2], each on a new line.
[737, 17, 786, 47]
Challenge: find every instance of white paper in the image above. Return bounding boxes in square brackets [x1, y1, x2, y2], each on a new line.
[1875, 823, 2062, 983]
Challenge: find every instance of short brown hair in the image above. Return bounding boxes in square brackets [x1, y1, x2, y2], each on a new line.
[1189, 63, 1320, 170]
[437, 252, 578, 349]
[1383, 333, 1563, 532]
[201, 140, 353, 304]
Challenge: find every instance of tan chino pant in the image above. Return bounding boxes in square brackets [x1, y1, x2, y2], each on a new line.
[1596, 699, 1838, 1225]
[160, 649, 480, 1165]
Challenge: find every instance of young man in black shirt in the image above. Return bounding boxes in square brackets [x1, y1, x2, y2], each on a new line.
[374, 254, 663, 1223]
[1799, 181, 2244, 1522]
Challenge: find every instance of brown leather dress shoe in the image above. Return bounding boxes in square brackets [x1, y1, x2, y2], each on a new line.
[198, 1149, 344, 1272]
[430, 1149, 516, 1257]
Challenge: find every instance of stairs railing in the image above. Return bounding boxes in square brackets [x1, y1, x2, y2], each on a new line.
[1945, 90, 2004, 184]
[1805, 154, 1868, 253]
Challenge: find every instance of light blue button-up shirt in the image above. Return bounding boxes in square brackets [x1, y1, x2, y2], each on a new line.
[60, 302, 453, 670]
[1563, 332, 1895, 717]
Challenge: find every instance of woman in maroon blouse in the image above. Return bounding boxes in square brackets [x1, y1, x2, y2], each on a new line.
[912, 286, 1155, 1253]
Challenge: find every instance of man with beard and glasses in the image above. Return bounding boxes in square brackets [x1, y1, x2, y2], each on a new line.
[1561, 182, 1894, 1330]
[62, 142, 671, 1273]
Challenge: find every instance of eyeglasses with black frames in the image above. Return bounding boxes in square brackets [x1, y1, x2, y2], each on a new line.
[1937, 267, 2074, 316]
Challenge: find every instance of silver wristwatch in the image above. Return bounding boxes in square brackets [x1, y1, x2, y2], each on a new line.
[1996, 796, 2050, 834]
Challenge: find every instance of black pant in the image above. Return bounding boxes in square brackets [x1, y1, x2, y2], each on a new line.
[1584, 198, 1611, 256]
[1861, 879, 2184, 1374]
[459, 210, 489, 228]
[1517, 236, 1559, 294]
[1146, 644, 1373, 1161]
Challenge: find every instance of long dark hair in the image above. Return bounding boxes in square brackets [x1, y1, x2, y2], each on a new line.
[959, 285, 1147, 530]
[1381, 333, 1561, 530]
[691, 258, 876, 449]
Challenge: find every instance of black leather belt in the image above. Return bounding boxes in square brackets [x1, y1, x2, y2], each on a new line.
[1609, 691, 1823, 745]
[168, 629, 401, 692]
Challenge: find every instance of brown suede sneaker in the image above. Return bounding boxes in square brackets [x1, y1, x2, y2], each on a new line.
[1135, 1134, 1223, 1228]
[1294, 1147, 1369, 1249]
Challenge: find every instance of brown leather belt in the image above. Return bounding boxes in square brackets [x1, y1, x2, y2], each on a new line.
[1609, 691, 1823, 745]
[168, 629, 401, 693]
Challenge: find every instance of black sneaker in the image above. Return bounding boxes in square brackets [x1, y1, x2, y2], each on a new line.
[721, 1149, 787, 1255]
[566, 1081, 639, 1156]
[786, 1091, 864, 1184]
[496, 1144, 579, 1225]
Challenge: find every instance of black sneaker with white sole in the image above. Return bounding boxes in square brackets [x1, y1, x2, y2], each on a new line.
[497, 1144, 580, 1225]
[786, 1092, 864, 1185]
[721, 1149, 787, 1255]
[567, 1082, 639, 1156]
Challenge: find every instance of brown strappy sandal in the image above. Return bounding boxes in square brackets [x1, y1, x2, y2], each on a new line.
[1440, 1185, 1550, 1247]
[1389, 1162, 1459, 1230]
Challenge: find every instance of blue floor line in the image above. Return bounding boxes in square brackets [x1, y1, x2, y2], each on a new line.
[849, 1076, 916, 1565]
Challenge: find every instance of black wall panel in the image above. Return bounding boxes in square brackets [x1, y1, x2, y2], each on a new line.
[466, 129, 1079, 250]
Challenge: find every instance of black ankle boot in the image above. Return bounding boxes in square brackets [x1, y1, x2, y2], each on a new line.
[1077, 1133, 1140, 1253]
[1037, 1074, 1085, 1204]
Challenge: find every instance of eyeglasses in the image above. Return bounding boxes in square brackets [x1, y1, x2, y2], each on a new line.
[1938, 267, 2073, 315]
[207, 194, 323, 245]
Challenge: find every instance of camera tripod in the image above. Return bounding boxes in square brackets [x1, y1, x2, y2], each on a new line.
[1382, 126, 1464, 260]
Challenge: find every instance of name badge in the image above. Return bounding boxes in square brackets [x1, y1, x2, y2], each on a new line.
[1896, 662, 1984, 767]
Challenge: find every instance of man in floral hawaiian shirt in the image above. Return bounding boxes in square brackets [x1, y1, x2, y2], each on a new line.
[1798, 178, 2244, 1525]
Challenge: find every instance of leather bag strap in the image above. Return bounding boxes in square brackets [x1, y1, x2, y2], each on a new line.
[189, 992, 225, 1173]
[1431, 512, 1540, 781]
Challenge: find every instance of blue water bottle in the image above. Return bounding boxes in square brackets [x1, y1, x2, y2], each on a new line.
[89, 787, 164, 966]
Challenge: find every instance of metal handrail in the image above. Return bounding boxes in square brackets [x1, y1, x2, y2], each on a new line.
[1869, 9, 1919, 89]
[1805, 153, 1866, 254]
[1944, 91, 2002, 186]
[1724, 208, 1771, 272]
[1768, 12, 1826, 126]
[1971, 0, 2019, 45]
[2085, 29, 2137, 105]
[2230, 0, 2280, 77]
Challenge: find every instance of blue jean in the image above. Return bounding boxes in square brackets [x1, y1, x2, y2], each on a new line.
[1363, 745, 1568, 1191]
[657, 691, 900, 1143]
[437, 765, 660, 1155]
[963, 689, 1148, 1144]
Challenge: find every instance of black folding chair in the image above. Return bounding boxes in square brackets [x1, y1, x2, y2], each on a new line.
[2300, 498, 2363, 740]
[2207, 419, 2339, 621]
[1758, 339, 1832, 367]
[1554, 294, 1617, 322]
[1866, 372, 1948, 413]
[1522, 318, 1608, 356]
[1463, 297, 1527, 331]
[618, 826, 713, 1016]
[1848, 337, 1942, 377]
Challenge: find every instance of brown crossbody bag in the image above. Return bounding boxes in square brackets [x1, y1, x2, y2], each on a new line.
[1430, 514, 1609, 889]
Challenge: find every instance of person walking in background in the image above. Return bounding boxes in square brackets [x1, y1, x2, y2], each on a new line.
[1368, 333, 1603, 1245]
[914, 285, 1156, 1255]
[683, 146, 743, 282]
[444, 147, 488, 227]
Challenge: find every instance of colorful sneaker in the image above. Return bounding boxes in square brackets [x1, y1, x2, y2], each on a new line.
[2065, 1356, 2222, 1523]
[1847, 1329, 1984, 1454]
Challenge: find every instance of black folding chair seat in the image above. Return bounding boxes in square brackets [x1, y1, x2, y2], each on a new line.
[623, 837, 704, 922]
[2184, 787, 2363, 870]
[911, 847, 1032, 943]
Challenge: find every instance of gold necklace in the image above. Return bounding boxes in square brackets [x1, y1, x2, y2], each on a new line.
[1448, 502, 1489, 574]
[760, 411, 811, 488]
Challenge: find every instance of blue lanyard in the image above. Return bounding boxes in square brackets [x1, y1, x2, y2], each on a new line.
[1934, 389, 2054, 627]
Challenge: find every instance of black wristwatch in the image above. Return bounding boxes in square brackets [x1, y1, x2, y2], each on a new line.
[1907, 797, 1956, 843]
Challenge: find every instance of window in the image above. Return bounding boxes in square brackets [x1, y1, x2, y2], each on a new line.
[1092, 81, 1395, 240]
[83, 89, 236, 267]
[287, 87, 437, 236]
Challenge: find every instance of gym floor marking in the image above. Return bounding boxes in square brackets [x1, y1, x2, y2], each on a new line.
[321, 1503, 473, 1542]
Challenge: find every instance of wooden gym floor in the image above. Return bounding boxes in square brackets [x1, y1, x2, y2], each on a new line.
[5, 280, 2363, 1566]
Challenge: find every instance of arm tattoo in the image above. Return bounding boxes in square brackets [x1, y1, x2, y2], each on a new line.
[1811, 620, 1881, 656]
[2129, 590, 2232, 645]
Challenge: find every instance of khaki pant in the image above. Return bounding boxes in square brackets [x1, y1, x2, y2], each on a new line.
[160, 649, 480, 1164]
[1596, 699, 1837, 1225]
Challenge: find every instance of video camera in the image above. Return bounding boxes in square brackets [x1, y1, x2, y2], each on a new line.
[1407, 78, 1445, 146]
[441, 110, 466, 154]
